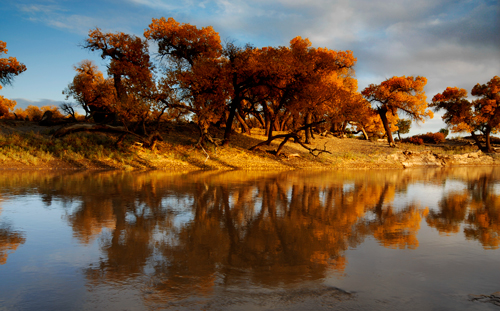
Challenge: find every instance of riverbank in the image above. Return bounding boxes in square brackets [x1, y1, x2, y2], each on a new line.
[1, 120, 499, 170]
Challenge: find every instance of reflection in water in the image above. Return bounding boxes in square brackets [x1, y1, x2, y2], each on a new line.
[0, 168, 499, 309]
[0, 219, 26, 265]
[427, 171, 500, 249]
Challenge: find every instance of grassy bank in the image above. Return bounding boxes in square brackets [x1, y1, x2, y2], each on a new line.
[0, 120, 497, 170]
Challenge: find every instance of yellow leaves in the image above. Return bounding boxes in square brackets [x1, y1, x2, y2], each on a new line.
[0, 96, 16, 117]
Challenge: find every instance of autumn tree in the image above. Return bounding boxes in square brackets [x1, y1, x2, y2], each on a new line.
[83, 29, 154, 130]
[362, 76, 432, 146]
[0, 96, 16, 118]
[145, 17, 227, 146]
[0, 41, 26, 118]
[431, 76, 500, 152]
[63, 60, 116, 121]
[0, 41, 26, 87]
[248, 37, 357, 153]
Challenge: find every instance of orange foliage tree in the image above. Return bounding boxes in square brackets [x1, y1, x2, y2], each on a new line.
[0, 41, 27, 118]
[246, 37, 358, 150]
[431, 76, 500, 152]
[145, 17, 228, 146]
[362, 76, 432, 146]
[63, 60, 116, 121]
[83, 29, 154, 130]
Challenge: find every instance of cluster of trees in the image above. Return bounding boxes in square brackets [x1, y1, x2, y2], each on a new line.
[1, 19, 498, 153]
[58, 18, 436, 152]
[431, 76, 500, 152]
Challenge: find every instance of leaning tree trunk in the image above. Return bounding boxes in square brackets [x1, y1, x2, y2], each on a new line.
[485, 127, 493, 153]
[471, 132, 486, 152]
[378, 108, 395, 146]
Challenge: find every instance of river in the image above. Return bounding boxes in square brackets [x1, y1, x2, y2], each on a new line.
[0, 168, 499, 310]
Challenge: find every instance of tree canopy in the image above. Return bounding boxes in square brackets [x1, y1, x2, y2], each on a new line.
[0, 41, 27, 117]
[431, 76, 500, 152]
[362, 76, 432, 146]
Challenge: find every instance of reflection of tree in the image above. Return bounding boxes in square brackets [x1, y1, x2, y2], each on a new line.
[426, 171, 500, 249]
[0, 210, 26, 265]
[426, 192, 468, 234]
[0, 170, 437, 303]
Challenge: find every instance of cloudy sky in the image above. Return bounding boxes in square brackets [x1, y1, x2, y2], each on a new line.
[1, 0, 499, 135]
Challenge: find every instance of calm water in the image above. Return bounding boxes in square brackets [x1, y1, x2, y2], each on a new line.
[0, 168, 499, 310]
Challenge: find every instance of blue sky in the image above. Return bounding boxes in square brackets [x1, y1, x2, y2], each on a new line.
[1, 0, 499, 135]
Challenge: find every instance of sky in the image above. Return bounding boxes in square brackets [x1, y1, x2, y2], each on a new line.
[1, 0, 499, 135]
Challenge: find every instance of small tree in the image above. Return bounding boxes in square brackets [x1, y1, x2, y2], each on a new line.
[439, 128, 449, 138]
[394, 119, 411, 140]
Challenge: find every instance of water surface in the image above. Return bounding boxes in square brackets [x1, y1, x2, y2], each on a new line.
[0, 168, 499, 310]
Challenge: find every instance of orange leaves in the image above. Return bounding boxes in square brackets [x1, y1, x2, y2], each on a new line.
[145, 17, 222, 65]
[0, 96, 16, 117]
[63, 60, 117, 119]
[0, 41, 27, 89]
[432, 77, 500, 145]
[362, 76, 431, 144]
[363, 76, 430, 121]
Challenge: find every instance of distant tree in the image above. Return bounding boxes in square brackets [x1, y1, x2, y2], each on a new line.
[394, 119, 411, 140]
[0, 96, 16, 118]
[63, 60, 116, 121]
[59, 102, 78, 121]
[362, 76, 433, 146]
[439, 128, 449, 138]
[431, 76, 500, 152]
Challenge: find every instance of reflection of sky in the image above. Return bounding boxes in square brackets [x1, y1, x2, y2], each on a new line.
[161, 196, 194, 227]
[0, 170, 499, 310]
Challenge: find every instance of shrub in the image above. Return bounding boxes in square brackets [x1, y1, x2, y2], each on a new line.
[401, 137, 424, 145]
[401, 132, 446, 145]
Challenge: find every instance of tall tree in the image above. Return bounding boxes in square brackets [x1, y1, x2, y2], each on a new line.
[362, 76, 432, 146]
[145, 17, 228, 146]
[83, 29, 154, 129]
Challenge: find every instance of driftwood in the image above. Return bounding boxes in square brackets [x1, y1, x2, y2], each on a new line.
[53, 123, 163, 149]
[249, 120, 332, 157]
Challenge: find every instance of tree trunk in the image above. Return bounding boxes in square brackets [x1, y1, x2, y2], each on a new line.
[235, 110, 250, 134]
[470, 131, 485, 152]
[378, 108, 396, 146]
[485, 128, 493, 153]
[223, 98, 238, 146]
[304, 113, 312, 144]
[252, 112, 265, 128]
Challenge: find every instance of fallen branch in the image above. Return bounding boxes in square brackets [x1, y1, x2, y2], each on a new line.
[249, 120, 331, 157]
[53, 123, 163, 150]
